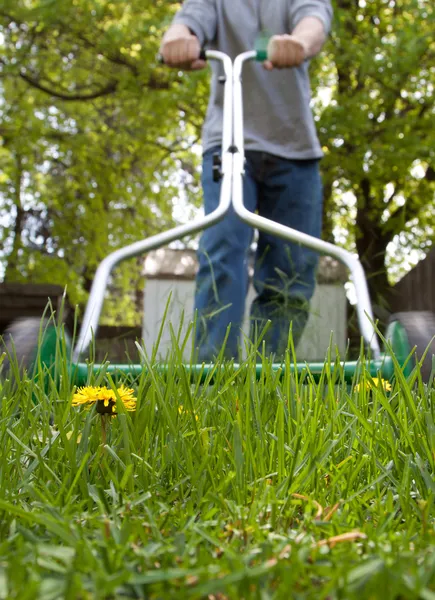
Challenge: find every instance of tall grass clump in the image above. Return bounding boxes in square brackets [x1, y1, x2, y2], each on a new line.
[0, 319, 434, 599]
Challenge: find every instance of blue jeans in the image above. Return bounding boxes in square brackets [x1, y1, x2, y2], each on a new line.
[194, 147, 323, 361]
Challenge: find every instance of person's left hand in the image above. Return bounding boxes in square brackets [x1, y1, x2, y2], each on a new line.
[264, 35, 307, 70]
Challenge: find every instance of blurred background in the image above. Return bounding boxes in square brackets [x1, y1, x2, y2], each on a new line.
[0, 0, 434, 359]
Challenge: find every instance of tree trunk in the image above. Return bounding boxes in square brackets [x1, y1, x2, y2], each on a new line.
[4, 154, 24, 282]
[355, 178, 393, 324]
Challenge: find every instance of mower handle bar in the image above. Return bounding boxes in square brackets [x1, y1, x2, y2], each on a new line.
[157, 48, 268, 65]
[73, 50, 381, 362]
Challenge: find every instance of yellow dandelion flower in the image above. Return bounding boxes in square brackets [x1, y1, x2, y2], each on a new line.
[178, 405, 199, 421]
[116, 385, 137, 411]
[355, 378, 392, 392]
[72, 385, 137, 414]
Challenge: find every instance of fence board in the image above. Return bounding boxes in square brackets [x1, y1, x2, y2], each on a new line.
[390, 249, 435, 313]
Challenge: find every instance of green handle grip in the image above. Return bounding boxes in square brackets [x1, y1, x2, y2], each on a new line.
[256, 49, 268, 62]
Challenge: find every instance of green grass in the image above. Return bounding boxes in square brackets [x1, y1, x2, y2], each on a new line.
[0, 327, 434, 600]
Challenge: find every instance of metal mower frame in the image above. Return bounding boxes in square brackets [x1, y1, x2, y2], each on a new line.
[4, 51, 434, 384]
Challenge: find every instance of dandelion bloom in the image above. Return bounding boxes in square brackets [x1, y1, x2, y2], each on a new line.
[72, 385, 137, 414]
[355, 378, 392, 392]
[178, 405, 199, 421]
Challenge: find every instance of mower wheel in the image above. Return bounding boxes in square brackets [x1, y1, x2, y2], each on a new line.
[1, 317, 57, 378]
[386, 311, 435, 382]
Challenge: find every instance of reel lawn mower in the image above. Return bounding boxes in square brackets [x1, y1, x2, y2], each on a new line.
[2, 51, 435, 384]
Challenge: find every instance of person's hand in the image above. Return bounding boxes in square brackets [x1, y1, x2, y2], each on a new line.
[264, 35, 307, 70]
[159, 24, 206, 70]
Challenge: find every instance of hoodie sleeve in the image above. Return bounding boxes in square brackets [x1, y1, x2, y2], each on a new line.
[172, 0, 218, 46]
[288, 0, 333, 35]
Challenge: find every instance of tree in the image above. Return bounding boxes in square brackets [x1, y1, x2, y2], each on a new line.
[313, 0, 435, 315]
[0, 0, 208, 322]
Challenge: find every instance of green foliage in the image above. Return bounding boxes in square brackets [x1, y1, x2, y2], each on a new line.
[312, 0, 435, 303]
[0, 0, 208, 320]
[0, 329, 435, 598]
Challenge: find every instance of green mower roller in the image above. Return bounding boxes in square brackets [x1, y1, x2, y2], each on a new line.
[2, 50, 435, 384]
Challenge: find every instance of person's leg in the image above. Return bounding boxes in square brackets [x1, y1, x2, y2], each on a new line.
[194, 147, 258, 361]
[250, 155, 323, 358]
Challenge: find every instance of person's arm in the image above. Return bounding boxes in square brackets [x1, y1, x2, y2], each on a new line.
[160, 24, 205, 70]
[264, 17, 326, 70]
[264, 0, 333, 70]
[291, 16, 327, 58]
[159, 1, 217, 70]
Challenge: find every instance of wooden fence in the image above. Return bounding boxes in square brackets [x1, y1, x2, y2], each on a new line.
[390, 248, 435, 313]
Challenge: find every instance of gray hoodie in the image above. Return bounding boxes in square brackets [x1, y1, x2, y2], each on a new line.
[173, 0, 333, 159]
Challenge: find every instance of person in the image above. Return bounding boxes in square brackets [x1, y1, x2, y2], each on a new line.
[160, 0, 333, 362]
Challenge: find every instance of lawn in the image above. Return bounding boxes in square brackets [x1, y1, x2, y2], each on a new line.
[0, 329, 434, 599]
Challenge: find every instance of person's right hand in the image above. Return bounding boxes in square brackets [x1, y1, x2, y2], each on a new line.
[263, 35, 306, 70]
[159, 24, 206, 70]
